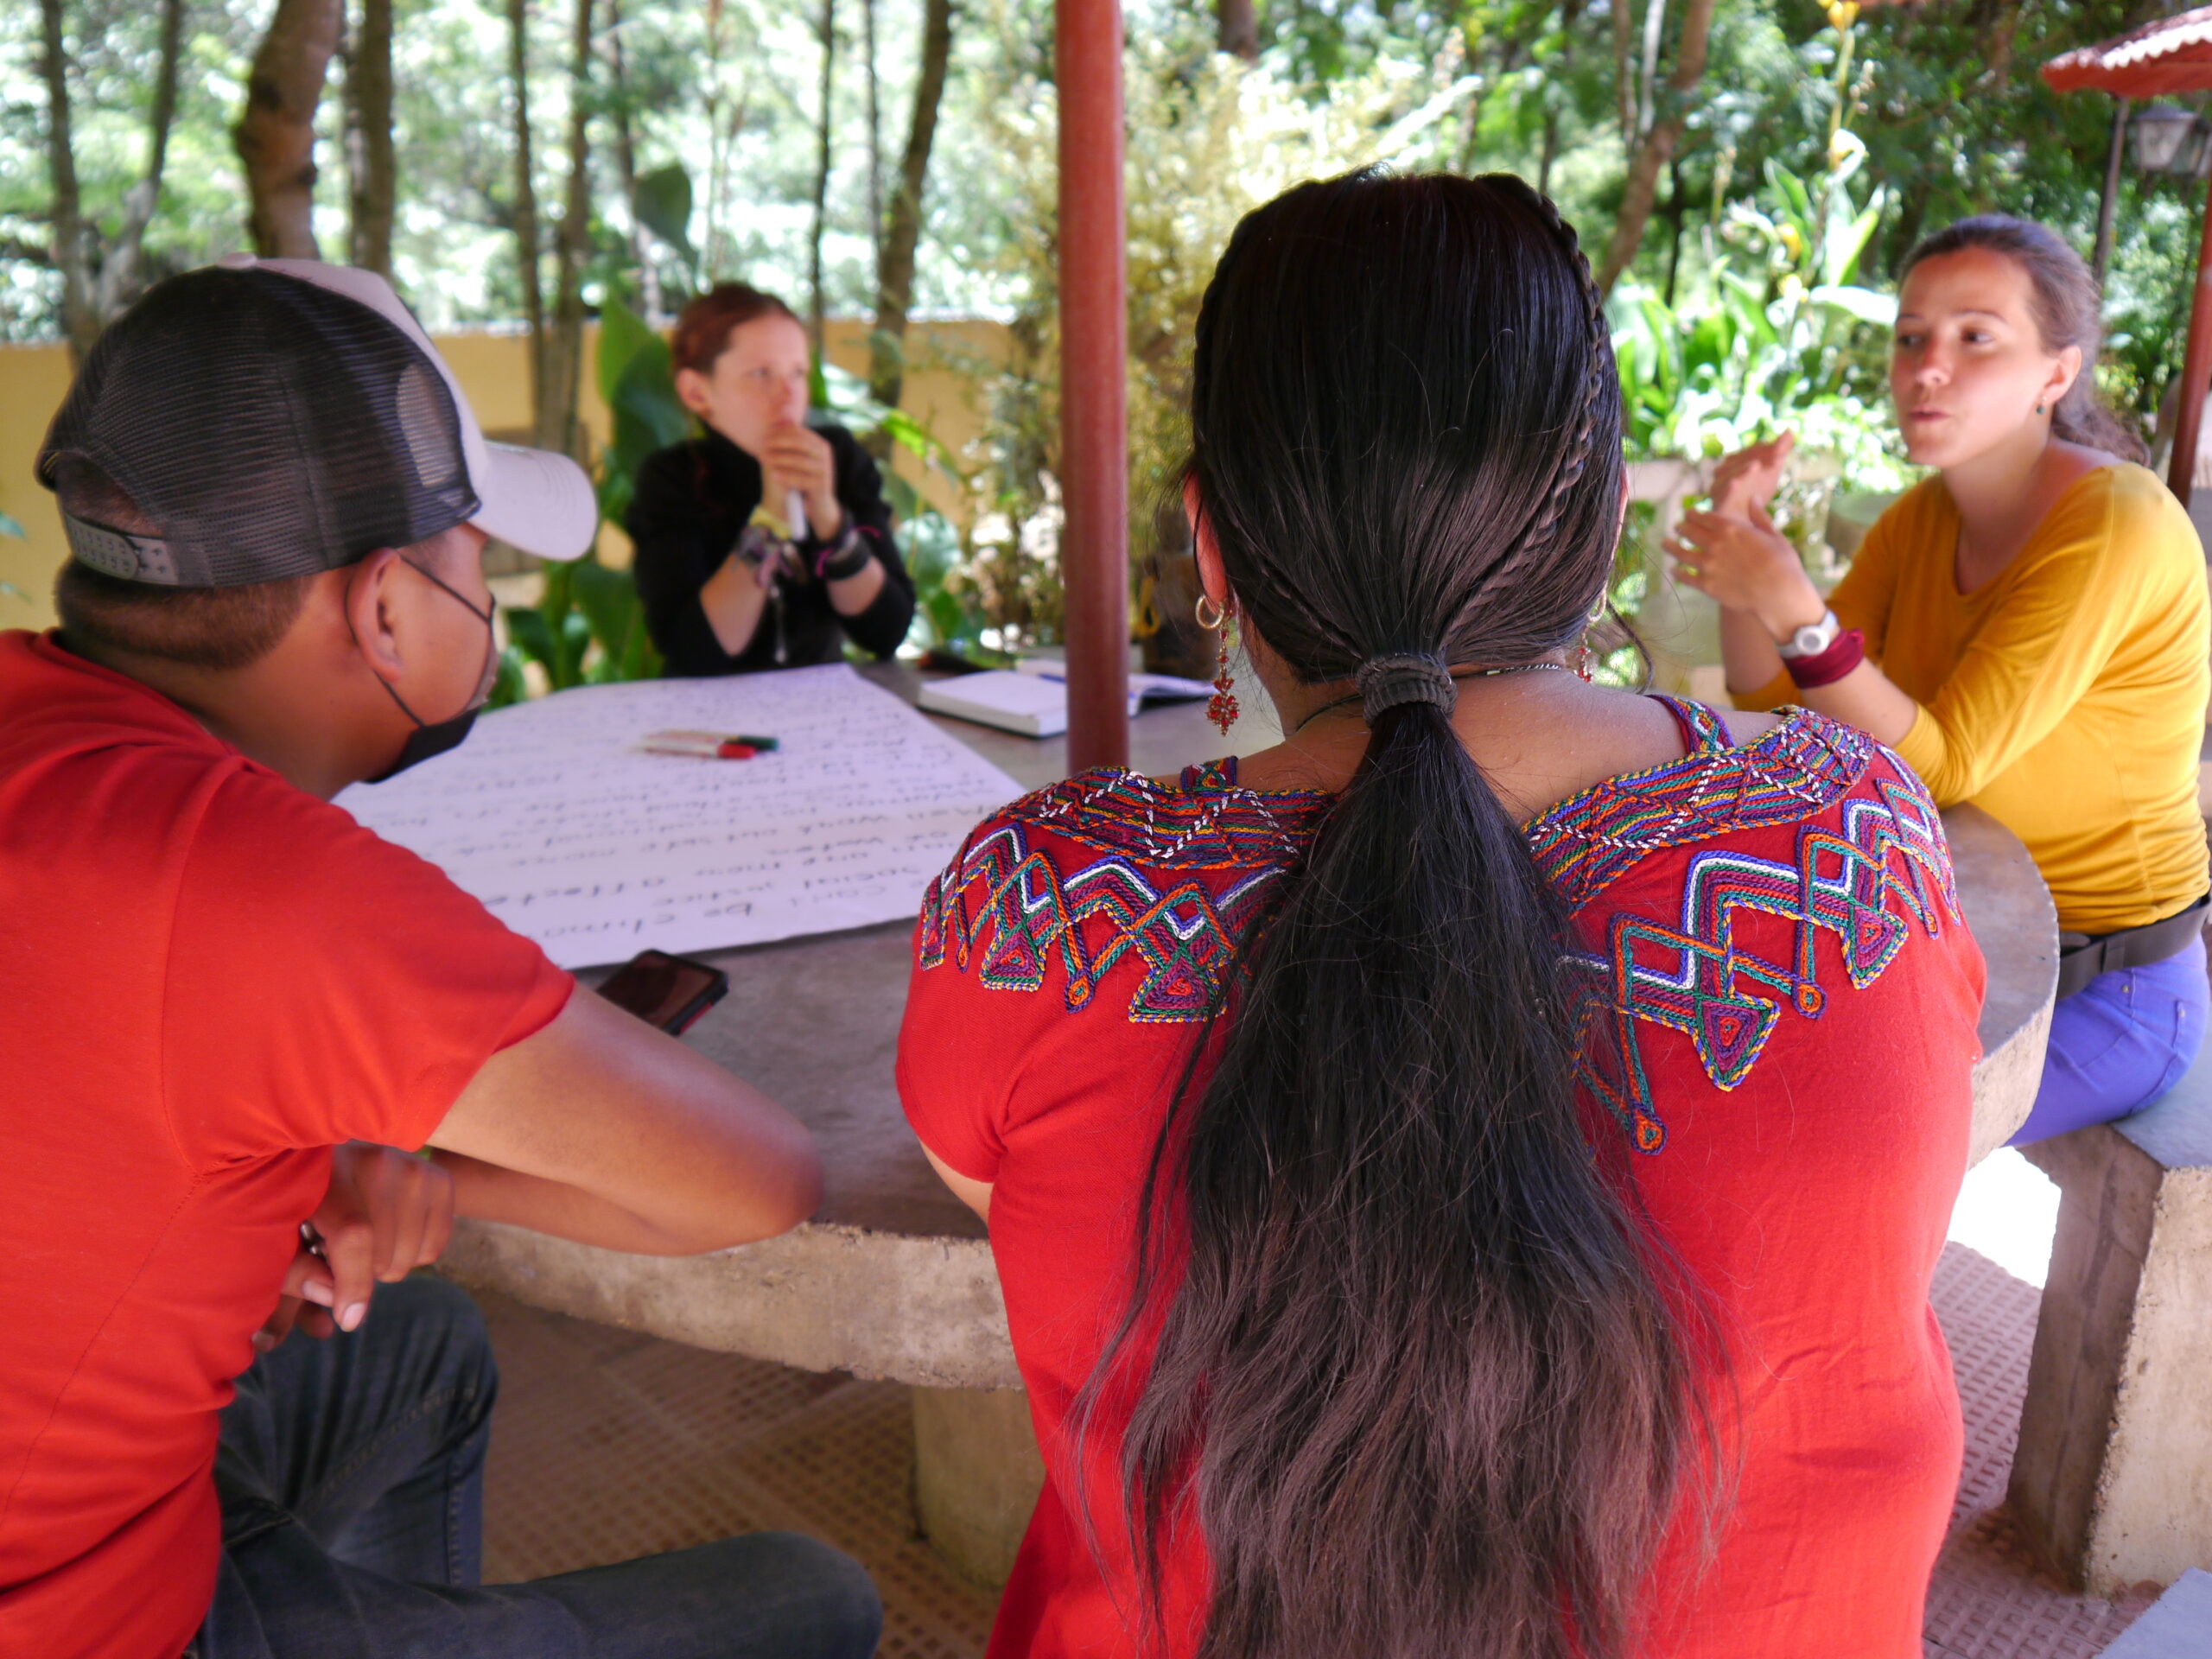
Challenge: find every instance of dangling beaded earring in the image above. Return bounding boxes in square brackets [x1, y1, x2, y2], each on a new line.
[1574, 601, 1602, 683]
[1195, 593, 1239, 734]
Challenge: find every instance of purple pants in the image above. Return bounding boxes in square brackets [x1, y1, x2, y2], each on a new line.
[2009, 943, 2211, 1146]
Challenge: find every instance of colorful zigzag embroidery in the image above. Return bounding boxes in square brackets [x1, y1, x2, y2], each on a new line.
[916, 764, 1325, 1023]
[916, 709, 1963, 1154]
[1568, 775, 1961, 1154]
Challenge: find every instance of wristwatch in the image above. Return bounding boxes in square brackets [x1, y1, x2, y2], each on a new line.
[1775, 608, 1841, 660]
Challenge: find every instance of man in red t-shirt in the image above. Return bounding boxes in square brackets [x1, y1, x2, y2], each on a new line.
[0, 259, 879, 1659]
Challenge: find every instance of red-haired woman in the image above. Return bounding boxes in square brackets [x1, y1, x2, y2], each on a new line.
[626, 283, 914, 675]
[1672, 217, 2210, 1146]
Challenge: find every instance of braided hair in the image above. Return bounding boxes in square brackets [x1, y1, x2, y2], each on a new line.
[1079, 171, 1711, 1659]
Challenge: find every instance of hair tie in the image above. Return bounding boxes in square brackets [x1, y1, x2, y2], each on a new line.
[1355, 653, 1458, 724]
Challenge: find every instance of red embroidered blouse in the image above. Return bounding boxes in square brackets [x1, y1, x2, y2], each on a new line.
[898, 698, 1985, 1659]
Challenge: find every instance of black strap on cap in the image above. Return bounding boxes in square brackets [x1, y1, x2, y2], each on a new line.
[1356, 653, 1458, 724]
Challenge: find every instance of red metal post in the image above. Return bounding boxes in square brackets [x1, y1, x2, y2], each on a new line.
[2167, 167, 2212, 511]
[1055, 0, 1129, 772]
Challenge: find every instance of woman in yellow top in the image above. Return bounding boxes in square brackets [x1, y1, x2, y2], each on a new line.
[1672, 215, 2210, 1145]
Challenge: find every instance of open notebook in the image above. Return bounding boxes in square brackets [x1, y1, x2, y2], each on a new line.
[914, 661, 1213, 737]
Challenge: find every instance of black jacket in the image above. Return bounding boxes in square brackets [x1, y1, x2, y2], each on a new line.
[626, 423, 916, 676]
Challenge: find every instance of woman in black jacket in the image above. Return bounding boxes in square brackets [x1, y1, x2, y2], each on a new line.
[626, 283, 916, 675]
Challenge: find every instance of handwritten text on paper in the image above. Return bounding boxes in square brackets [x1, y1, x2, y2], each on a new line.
[337, 665, 1025, 968]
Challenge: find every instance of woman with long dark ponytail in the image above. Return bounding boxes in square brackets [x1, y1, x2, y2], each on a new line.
[900, 171, 1985, 1659]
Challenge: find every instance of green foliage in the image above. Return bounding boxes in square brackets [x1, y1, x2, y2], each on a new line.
[1611, 129, 1914, 582]
[490, 297, 679, 707]
[594, 296, 693, 529]
[632, 163, 699, 281]
[956, 16, 1480, 653]
[1615, 153, 1903, 466]
[12, 0, 2212, 677]
[810, 358, 995, 660]
[490, 550, 663, 708]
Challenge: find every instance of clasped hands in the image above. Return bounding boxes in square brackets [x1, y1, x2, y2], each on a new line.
[256, 1142, 454, 1352]
[1664, 431, 1827, 643]
[758, 421, 844, 544]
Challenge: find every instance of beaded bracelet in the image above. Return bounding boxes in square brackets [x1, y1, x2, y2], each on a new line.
[1784, 626, 1866, 690]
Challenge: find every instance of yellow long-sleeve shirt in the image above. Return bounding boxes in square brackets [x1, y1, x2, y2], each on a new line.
[1743, 463, 2209, 934]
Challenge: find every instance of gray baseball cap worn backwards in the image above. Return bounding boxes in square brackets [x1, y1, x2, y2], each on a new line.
[36, 255, 596, 586]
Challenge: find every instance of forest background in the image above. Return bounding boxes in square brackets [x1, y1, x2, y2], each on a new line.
[3, 0, 2205, 677]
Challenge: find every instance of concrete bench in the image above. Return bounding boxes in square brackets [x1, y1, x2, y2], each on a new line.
[2012, 1014, 2212, 1596]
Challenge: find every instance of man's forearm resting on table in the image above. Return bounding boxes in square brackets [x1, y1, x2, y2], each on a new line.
[433, 1149, 775, 1255]
[427, 988, 823, 1255]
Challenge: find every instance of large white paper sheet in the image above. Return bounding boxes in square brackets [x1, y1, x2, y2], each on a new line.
[336, 664, 1025, 968]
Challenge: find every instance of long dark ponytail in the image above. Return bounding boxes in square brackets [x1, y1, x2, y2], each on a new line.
[1083, 172, 1713, 1659]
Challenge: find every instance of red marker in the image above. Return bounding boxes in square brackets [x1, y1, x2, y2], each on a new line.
[641, 729, 777, 760]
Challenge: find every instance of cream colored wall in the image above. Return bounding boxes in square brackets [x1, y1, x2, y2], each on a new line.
[0, 346, 84, 632]
[0, 315, 1008, 627]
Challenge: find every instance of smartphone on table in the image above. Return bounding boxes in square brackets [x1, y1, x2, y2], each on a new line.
[594, 949, 730, 1035]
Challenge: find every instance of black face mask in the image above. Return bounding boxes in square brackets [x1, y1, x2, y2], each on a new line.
[363, 562, 499, 785]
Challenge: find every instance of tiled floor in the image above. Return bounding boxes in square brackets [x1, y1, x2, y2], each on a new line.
[475, 1240, 2154, 1657]
[1922, 1244, 2154, 1656]
[477, 1287, 996, 1657]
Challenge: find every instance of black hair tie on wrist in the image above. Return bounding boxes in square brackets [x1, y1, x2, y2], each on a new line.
[814, 525, 872, 582]
[1356, 653, 1459, 725]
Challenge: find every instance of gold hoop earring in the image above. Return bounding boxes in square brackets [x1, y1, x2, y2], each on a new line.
[1194, 593, 1226, 632]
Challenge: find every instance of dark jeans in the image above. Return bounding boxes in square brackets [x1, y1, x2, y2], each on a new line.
[190, 1276, 881, 1659]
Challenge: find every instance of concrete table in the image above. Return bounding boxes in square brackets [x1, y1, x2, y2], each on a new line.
[2013, 988, 2212, 1596]
[440, 671, 2057, 1584]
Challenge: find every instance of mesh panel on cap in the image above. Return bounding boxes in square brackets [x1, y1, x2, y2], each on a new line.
[37, 268, 481, 587]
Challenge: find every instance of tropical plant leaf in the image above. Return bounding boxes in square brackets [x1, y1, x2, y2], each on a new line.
[570, 554, 640, 659]
[633, 163, 696, 264]
[486, 644, 531, 709]
[1810, 284, 1897, 326]
[503, 606, 561, 676]
[596, 297, 658, 410]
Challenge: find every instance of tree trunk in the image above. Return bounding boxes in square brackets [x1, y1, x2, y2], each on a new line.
[507, 0, 547, 436]
[1538, 0, 1586, 204]
[345, 0, 396, 277]
[808, 0, 837, 357]
[45, 0, 186, 358]
[540, 0, 594, 461]
[38, 0, 95, 358]
[604, 0, 664, 322]
[1976, 0, 2022, 89]
[1662, 152, 1686, 307]
[1636, 0, 1668, 136]
[235, 0, 344, 257]
[2094, 97, 2129, 289]
[1611, 0, 1635, 149]
[867, 0, 951, 423]
[706, 0, 728, 276]
[1595, 0, 1714, 296]
[862, 0, 882, 253]
[1218, 0, 1257, 60]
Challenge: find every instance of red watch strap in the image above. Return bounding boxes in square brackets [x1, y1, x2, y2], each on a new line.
[1784, 627, 1865, 690]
